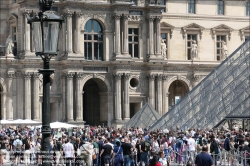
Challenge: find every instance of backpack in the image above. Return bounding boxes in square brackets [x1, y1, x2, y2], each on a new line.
[16, 140, 22, 151]
[144, 141, 151, 152]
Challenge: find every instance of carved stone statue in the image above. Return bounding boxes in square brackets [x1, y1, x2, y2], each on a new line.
[191, 41, 198, 60]
[222, 41, 228, 60]
[160, 39, 167, 59]
[5, 35, 14, 56]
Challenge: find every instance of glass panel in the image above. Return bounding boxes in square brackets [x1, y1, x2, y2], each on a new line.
[161, 34, 166, 39]
[134, 36, 138, 42]
[187, 49, 191, 60]
[99, 43, 103, 60]
[84, 42, 88, 59]
[94, 42, 98, 60]
[217, 35, 220, 41]
[134, 28, 138, 34]
[85, 20, 92, 32]
[87, 42, 92, 60]
[32, 22, 43, 53]
[94, 34, 98, 40]
[221, 36, 225, 41]
[43, 21, 60, 54]
[129, 28, 132, 34]
[187, 35, 191, 40]
[129, 36, 132, 42]
[98, 34, 103, 41]
[93, 20, 98, 32]
[192, 35, 196, 40]
[134, 44, 138, 58]
[129, 44, 132, 55]
[217, 42, 220, 48]
[188, 42, 191, 47]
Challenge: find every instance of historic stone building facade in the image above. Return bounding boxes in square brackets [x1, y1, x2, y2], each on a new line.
[0, 0, 249, 127]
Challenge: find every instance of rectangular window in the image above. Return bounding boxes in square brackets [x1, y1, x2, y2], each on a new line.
[216, 35, 226, 61]
[188, 0, 195, 14]
[246, 2, 250, 16]
[161, 0, 166, 13]
[128, 28, 139, 58]
[217, 0, 224, 15]
[12, 26, 17, 56]
[187, 34, 197, 60]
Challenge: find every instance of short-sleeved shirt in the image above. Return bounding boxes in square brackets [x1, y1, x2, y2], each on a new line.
[113, 146, 123, 155]
[63, 142, 74, 158]
[102, 144, 112, 157]
[195, 152, 214, 166]
[121, 143, 133, 155]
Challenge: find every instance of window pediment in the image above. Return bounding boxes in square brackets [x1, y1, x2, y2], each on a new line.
[240, 26, 250, 40]
[182, 23, 204, 39]
[160, 22, 174, 38]
[211, 24, 233, 40]
[8, 13, 18, 25]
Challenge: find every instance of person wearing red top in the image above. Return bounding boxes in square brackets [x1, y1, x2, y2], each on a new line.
[149, 154, 162, 166]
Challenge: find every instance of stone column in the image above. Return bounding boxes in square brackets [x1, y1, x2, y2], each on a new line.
[122, 15, 129, 56]
[1, 92, 6, 120]
[66, 12, 73, 53]
[24, 73, 31, 119]
[33, 73, 40, 121]
[107, 92, 113, 127]
[16, 72, 24, 119]
[114, 73, 122, 121]
[162, 75, 168, 115]
[114, 14, 121, 55]
[148, 74, 155, 109]
[6, 72, 14, 120]
[67, 72, 74, 122]
[24, 14, 30, 53]
[155, 16, 161, 56]
[148, 16, 155, 56]
[76, 73, 83, 122]
[157, 74, 163, 115]
[123, 73, 130, 120]
[74, 12, 82, 54]
[166, 92, 170, 112]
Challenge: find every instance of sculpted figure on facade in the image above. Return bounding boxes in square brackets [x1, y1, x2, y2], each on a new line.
[5, 35, 14, 56]
[222, 41, 228, 60]
[161, 39, 167, 59]
[191, 41, 198, 60]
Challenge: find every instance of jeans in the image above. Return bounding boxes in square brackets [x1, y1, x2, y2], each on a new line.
[93, 153, 99, 166]
[164, 149, 169, 158]
[123, 155, 131, 166]
[140, 152, 148, 166]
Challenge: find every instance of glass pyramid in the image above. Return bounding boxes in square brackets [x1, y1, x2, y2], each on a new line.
[123, 102, 161, 129]
[150, 39, 250, 131]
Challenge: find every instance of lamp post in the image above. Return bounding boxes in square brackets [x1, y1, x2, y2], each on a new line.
[27, 1, 64, 165]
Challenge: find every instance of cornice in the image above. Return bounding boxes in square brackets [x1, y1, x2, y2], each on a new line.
[163, 14, 250, 22]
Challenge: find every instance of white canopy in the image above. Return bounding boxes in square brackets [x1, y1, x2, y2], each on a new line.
[0, 119, 41, 125]
[36, 121, 78, 129]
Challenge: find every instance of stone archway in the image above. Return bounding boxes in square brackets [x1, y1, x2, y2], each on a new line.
[168, 80, 189, 107]
[81, 76, 110, 126]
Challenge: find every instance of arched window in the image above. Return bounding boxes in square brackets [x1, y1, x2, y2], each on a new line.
[84, 19, 103, 60]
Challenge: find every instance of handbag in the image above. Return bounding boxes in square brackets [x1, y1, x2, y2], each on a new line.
[92, 153, 97, 159]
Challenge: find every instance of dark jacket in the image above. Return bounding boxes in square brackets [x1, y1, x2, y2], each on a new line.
[210, 141, 219, 154]
[224, 137, 230, 151]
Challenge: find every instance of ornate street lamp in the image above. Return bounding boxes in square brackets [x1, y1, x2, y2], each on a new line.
[27, 1, 64, 165]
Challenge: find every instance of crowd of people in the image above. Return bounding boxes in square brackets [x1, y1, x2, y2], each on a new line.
[0, 124, 249, 166]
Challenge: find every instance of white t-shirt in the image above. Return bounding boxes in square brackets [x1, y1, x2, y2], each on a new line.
[187, 138, 196, 151]
[63, 142, 74, 158]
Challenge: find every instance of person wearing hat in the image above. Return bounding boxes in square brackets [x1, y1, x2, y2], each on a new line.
[13, 135, 23, 165]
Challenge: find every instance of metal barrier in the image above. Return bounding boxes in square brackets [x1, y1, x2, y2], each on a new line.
[167, 149, 250, 166]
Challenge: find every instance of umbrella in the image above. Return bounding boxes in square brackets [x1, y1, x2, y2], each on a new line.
[13, 119, 41, 125]
[36, 121, 78, 129]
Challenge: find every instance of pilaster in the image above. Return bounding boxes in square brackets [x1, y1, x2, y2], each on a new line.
[66, 72, 74, 122]
[65, 11, 73, 54]
[24, 72, 31, 119]
[123, 73, 130, 120]
[75, 72, 83, 122]
[74, 12, 82, 54]
[156, 74, 162, 115]
[113, 73, 122, 121]
[162, 75, 168, 115]
[155, 16, 162, 56]
[148, 74, 156, 109]
[33, 72, 40, 121]
[6, 72, 14, 120]
[122, 14, 130, 58]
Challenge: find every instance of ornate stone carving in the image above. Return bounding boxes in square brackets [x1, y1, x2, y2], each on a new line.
[75, 12, 82, 18]
[148, 74, 156, 80]
[7, 72, 15, 78]
[193, 75, 200, 81]
[66, 72, 74, 79]
[128, 15, 141, 21]
[33, 73, 40, 78]
[113, 73, 122, 79]
[24, 73, 32, 79]
[162, 75, 168, 80]
[124, 73, 130, 79]
[15, 71, 23, 78]
[76, 72, 84, 79]
[157, 74, 162, 80]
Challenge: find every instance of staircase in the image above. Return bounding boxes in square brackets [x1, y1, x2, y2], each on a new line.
[149, 39, 250, 130]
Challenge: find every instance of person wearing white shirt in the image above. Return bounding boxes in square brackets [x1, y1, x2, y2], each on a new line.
[63, 138, 74, 166]
[186, 134, 196, 165]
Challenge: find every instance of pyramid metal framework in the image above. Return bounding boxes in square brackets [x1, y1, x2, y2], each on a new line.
[123, 102, 161, 129]
[150, 39, 250, 131]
